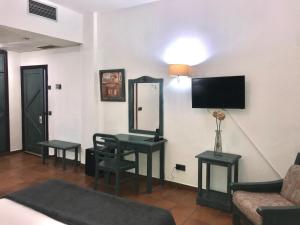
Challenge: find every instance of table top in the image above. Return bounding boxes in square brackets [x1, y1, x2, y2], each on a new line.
[116, 134, 167, 147]
[37, 140, 81, 150]
[195, 151, 241, 164]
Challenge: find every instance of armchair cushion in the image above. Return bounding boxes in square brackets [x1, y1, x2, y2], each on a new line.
[281, 165, 300, 205]
[233, 191, 294, 225]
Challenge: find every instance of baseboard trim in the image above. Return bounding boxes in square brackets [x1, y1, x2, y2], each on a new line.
[137, 174, 197, 192]
[0, 149, 23, 157]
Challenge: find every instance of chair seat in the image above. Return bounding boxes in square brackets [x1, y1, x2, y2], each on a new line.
[233, 191, 294, 225]
[99, 158, 136, 171]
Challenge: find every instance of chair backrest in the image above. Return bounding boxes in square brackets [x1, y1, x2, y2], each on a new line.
[295, 153, 300, 165]
[93, 133, 121, 161]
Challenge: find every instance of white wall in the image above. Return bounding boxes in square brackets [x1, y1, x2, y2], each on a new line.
[0, 0, 83, 43]
[20, 47, 84, 158]
[98, 0, 300, 188]
[7, 51, 22, 151]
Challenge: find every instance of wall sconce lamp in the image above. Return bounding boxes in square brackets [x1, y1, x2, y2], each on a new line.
[168, 64, 191, 81]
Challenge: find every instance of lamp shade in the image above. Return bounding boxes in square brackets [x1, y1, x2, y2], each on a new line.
[168, 64, 191, 77]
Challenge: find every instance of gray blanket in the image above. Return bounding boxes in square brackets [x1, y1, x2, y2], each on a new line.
[6, 179, 176, 225]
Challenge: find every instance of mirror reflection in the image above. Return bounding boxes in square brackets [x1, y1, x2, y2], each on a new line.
[133, 83, 160, 131]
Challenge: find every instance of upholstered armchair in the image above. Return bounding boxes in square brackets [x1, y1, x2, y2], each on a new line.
[231, 153, 300, 225]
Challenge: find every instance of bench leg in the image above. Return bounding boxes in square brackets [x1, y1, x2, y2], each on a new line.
[42, 147, 46, 164]
[63, 150, 66, 170]
[75, 147, 79, 166]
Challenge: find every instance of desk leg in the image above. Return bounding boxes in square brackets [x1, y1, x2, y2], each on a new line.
[63, 150, 66, 170]
[147, 151, 152, 193]
[75, 147, 79, 166]
[159, 144, 165, 185]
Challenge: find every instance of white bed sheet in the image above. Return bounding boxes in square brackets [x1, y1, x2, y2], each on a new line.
[0, 199, 65, 225]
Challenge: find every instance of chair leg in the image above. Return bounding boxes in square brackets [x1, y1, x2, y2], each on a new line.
[115, 172, 120, 195]
[94, 168, 99, 190]
[104, 172, 110, 185]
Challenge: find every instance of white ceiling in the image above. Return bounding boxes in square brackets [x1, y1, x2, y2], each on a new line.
[0, 25, 80, 53]
[49, 0, 160, 13]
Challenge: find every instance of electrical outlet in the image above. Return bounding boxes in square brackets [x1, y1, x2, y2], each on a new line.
[175, 164, 186, 171]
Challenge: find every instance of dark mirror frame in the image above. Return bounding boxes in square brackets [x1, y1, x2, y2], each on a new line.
[128, 76, 164, 136]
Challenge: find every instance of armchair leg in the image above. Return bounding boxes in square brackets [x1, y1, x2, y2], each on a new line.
[232, 207, 241, 225]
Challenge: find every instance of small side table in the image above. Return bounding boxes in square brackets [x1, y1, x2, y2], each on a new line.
[195, 151, 241, 211]
[38, 140, 81, 170]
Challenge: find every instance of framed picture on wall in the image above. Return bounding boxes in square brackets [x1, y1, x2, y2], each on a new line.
[99, 69, 126, 102]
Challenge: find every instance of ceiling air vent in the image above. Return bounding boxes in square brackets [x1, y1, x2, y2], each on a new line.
[38, 45, 60, 50]
[29, 0, 57, 21]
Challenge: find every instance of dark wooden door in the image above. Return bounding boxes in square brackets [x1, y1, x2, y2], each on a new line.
[0, 50, 9, 153]
[21, 65, 48, 155]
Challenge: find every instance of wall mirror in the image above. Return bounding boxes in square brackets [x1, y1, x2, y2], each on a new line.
[128, 76, 164, 136]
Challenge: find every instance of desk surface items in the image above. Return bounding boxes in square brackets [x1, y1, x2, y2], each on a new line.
[196, 150, 241, 211]
[38, 140, 81, 170]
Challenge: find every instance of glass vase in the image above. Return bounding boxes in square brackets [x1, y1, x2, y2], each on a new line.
[214, 130, 222, 155]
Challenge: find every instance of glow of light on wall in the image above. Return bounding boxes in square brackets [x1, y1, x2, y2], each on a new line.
[163, 37, 209, 66]
[169, 76, 191, 90]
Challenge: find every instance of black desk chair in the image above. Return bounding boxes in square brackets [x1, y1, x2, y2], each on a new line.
[93, 133, 139, 195]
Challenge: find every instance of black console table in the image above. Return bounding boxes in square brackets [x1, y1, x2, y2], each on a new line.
[195, 151, 241, 211]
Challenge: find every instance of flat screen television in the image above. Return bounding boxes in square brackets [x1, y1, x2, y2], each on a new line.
[192, 76, 245, 109]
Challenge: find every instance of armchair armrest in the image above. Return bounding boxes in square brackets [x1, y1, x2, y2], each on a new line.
[231, 180, 283, 193]
[257, 206, 300, 225]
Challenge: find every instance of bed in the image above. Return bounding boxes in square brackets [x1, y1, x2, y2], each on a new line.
[2, 179, 176, 225]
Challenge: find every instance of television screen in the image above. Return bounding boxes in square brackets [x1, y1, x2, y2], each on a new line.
[192, 76, 245, 109]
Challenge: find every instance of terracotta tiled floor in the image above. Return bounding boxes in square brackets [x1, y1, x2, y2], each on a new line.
[0, 152, 232, 225]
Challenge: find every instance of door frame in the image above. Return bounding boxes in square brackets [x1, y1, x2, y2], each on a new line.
[21, 65, 49, 152]
[0, 50, 10, 152]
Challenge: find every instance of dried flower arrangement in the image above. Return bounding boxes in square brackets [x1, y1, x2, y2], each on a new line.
[212, 111, 226, 154]
[213, 111, 226, 130]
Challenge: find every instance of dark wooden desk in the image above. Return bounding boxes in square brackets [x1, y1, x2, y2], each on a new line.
[38, 140, 81, 170]
[195, 151, 241, 211]
[116, 134, 167, 193]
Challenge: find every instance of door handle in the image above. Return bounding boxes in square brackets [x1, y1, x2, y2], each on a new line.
[39, 115, 43, 124]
